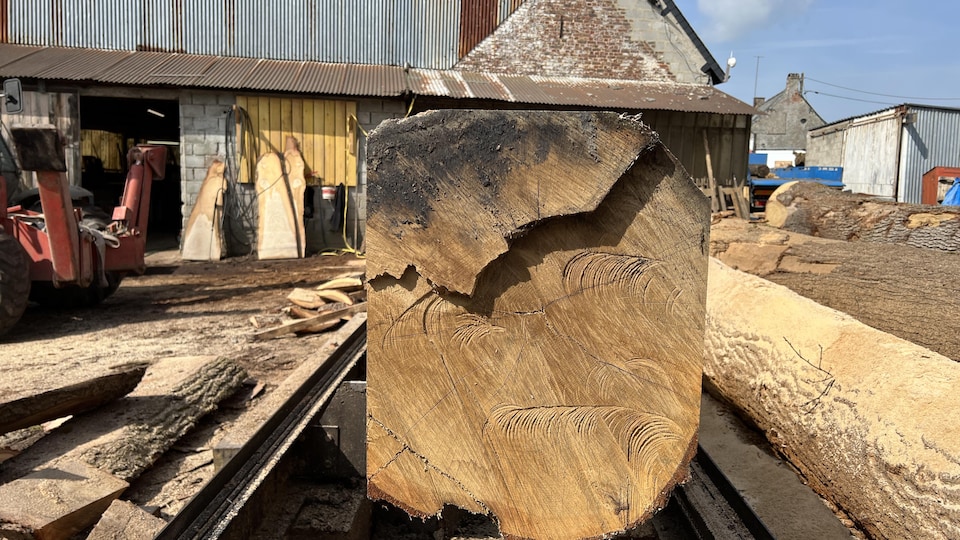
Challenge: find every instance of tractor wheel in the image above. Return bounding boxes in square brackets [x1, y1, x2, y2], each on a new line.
[0, 231, 31, 336]
[29, 272, 123, 308]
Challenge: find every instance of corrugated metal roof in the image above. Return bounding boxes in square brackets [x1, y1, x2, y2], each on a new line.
[0, 44, 753, 114]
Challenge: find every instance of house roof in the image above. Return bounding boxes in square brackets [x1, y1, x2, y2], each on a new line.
[0, 44, 754, 115]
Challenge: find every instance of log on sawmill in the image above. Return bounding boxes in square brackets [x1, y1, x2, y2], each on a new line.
[365, 110, 710, 540]
[0, 362, 147, 435]
[0, 356, 245, 540]
[710, 218, 960, 361]
[704, 258, 960, 540]
[766, 180, 960, 251]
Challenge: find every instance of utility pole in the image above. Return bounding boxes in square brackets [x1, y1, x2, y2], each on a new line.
[753, 56, 763, 101]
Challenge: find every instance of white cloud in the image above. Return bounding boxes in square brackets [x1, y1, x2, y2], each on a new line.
[697, 0, 814, 42]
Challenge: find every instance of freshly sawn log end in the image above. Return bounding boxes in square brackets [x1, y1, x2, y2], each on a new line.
[366, 110, 710, 540]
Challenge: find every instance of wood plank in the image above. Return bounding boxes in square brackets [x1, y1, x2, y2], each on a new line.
[251, 303, 365, 340]
[0, 362, 147, 436]
[281, 98, 294, 148]
[315, 99, 326, 184]
[346, 101, 358, 186]
[704, 258, 960, 540]
[255, 151, 301, 260]
[366, 110, 709, 540]
[284, 136, 307, 258]
[334, 101, 346, 185]
[302, 99, 316, 181]
[0, 460, 128, 540]
[87, 500, 166, 540]
[268, 97, 283, 153]
[181, 159, 227, 261]
[324, 101, 336, 185]
[257, 96, 272, 155]
[766, 180, 960, 252]
[710, 217, 960, 361]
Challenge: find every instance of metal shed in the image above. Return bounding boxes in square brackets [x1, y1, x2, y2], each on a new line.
[807, 104, 960, 203]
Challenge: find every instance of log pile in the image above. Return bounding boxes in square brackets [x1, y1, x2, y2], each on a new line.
[0, 357, 246, 539]
[366, 110, 710, 539]
[250, 273, 366, 340]
[766, 180, 960, 252]
[710, 218, 960, 361]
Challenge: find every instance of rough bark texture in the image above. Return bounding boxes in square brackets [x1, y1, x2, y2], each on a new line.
[766, 180, 960, 252]
[0, 356, 246, 483]
[704, 258, 960, 540]
[367, 110, 710, 540]
[0, 362, 147, 435]
[710, 218, 960, 361]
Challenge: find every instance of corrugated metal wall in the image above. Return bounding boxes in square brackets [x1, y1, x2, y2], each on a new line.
[644, 110, 750, 185]
[898, 106, 960, 203]
[3, 0, 522, 68]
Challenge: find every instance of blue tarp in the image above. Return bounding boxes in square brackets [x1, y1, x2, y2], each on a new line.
[944, 179, 960, 206]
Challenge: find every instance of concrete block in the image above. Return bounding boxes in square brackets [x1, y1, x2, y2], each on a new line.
[192, 116, 220, 131]
[189, 93, 219, 106]
[193, 141, 218, 156]
[204, 104, 228, 117]
[183, 155, 206, 169]
[218, 93, 237, 105]
[381, 99, 407, 114]
[181, 104, 205, 117]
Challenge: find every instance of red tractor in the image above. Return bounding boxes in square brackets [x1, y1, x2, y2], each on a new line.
[0, 127, 166, 335]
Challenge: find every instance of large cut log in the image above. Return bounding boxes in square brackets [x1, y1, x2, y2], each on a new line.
[181, 159, 227, 261]
[366, 110, 710, 540]
[704, 258, 960, 540]
[710, 218, 960, 361]
[256, 137, 307, 260]
[766, 180, 960, 251]
[0, 356, 245, 539]
[0, 362, 147, 435]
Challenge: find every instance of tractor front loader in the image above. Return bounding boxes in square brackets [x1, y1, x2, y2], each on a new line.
[0, 127, 166, 336]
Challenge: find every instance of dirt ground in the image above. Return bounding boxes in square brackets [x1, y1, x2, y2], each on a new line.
[1, 245, 365, 520]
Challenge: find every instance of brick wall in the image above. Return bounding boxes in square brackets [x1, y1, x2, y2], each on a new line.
[456, 0, 711, 85]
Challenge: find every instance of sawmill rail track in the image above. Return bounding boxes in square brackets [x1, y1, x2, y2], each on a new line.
[155, 321, 367, 540]
[154, 319, 779, 539]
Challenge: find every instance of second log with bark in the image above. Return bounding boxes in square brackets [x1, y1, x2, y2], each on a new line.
[710, 218, 960, 361]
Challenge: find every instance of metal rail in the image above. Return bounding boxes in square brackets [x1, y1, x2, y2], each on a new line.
[155, 320, 366, 540]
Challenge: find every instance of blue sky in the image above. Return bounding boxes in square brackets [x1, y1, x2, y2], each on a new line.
[673, 0, 960, 123]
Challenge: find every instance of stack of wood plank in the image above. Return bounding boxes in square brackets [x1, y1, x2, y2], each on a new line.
[0, 357, 246, 539]
[705, 209, 960, 539]
[250, 273, 367, 340]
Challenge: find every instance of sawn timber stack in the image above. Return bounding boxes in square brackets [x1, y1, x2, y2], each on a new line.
[365, 110, 710, 540]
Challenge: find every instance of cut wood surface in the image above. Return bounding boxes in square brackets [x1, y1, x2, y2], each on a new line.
[0, 356, 246, 484]
[0, 460, 128, 540]
[256, 137, 306, 260]
[766, 180, 960, 251]
[710, 218, 960, 361]
[181, 159, 227, 261]
[316, 276, 363, 291]
[87, 500, 167, 540]
[366, 110, 710, 539]
[0, 362, 147, 435]
[704, 258, 960, 540]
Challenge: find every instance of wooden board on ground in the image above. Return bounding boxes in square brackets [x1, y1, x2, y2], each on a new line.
[703, 258, 960, 540]
[0, 355, 246, 537]
[252, 303, 365, 340]
[0, 362, 147, 435]
[0, 460, 127, 540]
[710, 218, 960, 361]
[256, 136, 306, 260]
[87, 500, 167, 540]
[766, 180, 960, 252]
[181, 159, 227, 261]
[366, 110, 710, 540]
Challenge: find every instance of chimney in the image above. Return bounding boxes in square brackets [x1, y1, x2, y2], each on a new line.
[754, 97, 766, 107]
[787, 73, 804, 95]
